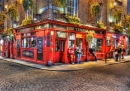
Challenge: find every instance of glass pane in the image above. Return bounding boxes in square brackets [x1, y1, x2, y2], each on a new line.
[31, 36, 36, 47]
[90, 38, 103, 51]
[61, 41, 65, 52]
[76, 38, 82, 47]
[56, 41, 60, 51]
[26, 37, 31, 48]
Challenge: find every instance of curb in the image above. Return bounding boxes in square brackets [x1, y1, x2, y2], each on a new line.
[0, 56, 130, 71]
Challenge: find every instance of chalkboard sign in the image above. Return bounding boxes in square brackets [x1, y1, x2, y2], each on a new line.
[37, 37, 43, 60]
[17, 40, 20, 57]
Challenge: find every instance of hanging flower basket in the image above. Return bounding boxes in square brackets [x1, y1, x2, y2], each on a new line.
[90, 2, 100, 17]
[86, 31, 95, 43]
[97, 21, 106, 29]
[0, 11, 7, 22]
[114, 24, 123, 33]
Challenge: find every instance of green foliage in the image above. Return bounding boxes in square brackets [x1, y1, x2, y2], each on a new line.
[114, 24, 123, 32]
[90, 2, 100, 17]
[113, 8, 122, 23]
[86, 31, 95, 43]
[0, 11, 7, 22]
[57, 0, 66, 7]
[65, 14, 80, 25]
[53, 0, 63, 7]
[4, 27, 13, 35]
[126, 15, 130, 30]
[97, 21, 106, 29]
[21, 15, 33, 26]
[22, 0, 34, 11]
[8, 5, 19, 21]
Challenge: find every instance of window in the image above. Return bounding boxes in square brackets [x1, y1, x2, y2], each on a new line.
[22, 32, 36, 48]
[67, 0, 78, 16]
[56, 41, 60, 51]
[68, 33, 75, 47]
[127, 0, 130, 14]
[97, 3, 103, 21]
[90, 38, 103, 51]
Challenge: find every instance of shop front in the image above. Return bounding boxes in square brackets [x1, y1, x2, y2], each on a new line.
[87, 31, 106, 61]
[12, 19, 106, 65]
[105, 32, 127, 57]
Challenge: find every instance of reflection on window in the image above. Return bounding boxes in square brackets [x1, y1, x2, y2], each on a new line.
[90, 38, 103, 51]
[68, 33, 75, 47]
[22, 33, 36, 48]
[61, 41, 65, 52]
[106, 40, 110, 46]
[76, 38, 82, 47]
[56, 41, 60, 51]
[31, 36, 36, 47]
[112, 38, 118, 48]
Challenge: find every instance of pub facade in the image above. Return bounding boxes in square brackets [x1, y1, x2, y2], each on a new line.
[10, 19, 107, 65]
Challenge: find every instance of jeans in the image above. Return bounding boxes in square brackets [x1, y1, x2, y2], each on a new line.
[115, 54, 119, 61]
[110, 51, 113, 58]
[77, 54, 82, 63]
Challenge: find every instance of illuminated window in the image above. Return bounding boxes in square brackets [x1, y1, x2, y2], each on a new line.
[90, 38, 103, 51]
[68, 33, 75, 47]
[22, 32, 36, 48]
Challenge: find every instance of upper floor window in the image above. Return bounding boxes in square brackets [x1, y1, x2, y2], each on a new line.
[127, 0, 130, 14]
[67, 0, 78, 16]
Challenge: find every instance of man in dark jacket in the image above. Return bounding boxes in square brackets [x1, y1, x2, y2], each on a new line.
[89, 46, 97, 61]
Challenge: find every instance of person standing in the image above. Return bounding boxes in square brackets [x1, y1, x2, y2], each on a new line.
[117, 45, 122, 61]
[110, 45, 114, 58]
[89, 46, 97, 61]
[68, 45, 75, 64]
[76, 45, 82, 64]
[121, 45, 125, 59]
[114, 46, 119, 62]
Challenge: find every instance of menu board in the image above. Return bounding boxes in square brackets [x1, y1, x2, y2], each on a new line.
[37, 37, 43, 60]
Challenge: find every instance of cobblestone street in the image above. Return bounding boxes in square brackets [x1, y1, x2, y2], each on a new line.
[0, 59, 130, 91]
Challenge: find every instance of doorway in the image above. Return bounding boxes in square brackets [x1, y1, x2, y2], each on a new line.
[55, 40, 65, 63]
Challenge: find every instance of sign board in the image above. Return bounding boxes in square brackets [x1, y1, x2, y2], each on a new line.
[56, 31, 66, 38]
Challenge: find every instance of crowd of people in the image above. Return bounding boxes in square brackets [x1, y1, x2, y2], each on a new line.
[68, 45, 82, 64]
[67, 43, 125, 64]
[110, 44, 125, 62]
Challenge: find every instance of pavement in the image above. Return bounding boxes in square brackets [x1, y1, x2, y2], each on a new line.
[0, 56, 130, 71]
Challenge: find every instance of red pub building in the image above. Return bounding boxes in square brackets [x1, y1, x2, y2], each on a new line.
[11, 19, 108, 65]
[0, 0, 128, 65]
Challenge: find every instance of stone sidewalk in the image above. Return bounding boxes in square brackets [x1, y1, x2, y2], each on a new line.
[0, 56, 130, 71]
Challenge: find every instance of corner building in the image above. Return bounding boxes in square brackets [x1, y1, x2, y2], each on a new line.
[1, 0, 128, 65]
